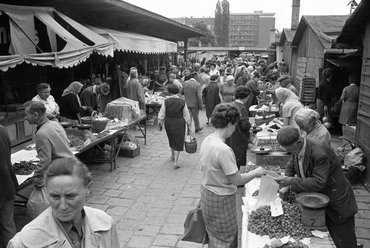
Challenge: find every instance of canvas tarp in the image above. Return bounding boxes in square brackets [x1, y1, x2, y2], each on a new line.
[0, 3, 113, 71]
[86, 25, 177, 54]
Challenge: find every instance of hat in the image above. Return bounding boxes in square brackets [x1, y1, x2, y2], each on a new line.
[226, 75, 235, 81]
[277, 126, 301, 146]
[99, 83, 110, 95]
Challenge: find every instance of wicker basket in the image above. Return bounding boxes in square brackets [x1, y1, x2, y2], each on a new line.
[91, 118, 109, 133]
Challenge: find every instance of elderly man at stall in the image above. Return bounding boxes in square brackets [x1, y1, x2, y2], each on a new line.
[295, 108, 331, 146]
[275, 126, 358, 248]
[24, 101, 74, 218]
[80, 82, 110, 116]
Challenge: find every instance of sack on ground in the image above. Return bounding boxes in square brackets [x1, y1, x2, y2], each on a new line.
[182, 203, 208, 244]
[27, 187, 50, 220]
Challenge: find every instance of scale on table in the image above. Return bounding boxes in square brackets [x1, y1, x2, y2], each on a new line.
[296, 192, 330, 231]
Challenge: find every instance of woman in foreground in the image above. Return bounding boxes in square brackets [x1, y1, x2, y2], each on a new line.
[8, 157, 120, 248]
[200, 103, 266, 247]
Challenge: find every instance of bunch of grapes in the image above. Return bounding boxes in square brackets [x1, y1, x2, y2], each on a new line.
[248, 201, 311, 240]
[13, 161, 36, 175]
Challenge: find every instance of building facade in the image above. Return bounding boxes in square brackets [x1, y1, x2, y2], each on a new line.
[229, 11, 275, 48]
[173, 11, 275, 49]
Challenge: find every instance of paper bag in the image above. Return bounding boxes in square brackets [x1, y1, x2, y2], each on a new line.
[253, 175, 279, 210]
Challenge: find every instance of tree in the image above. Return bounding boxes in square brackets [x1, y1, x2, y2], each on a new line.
[221, 0, 230, 47]
[188, 22, 217, 47]
[214, 0, 222, 46]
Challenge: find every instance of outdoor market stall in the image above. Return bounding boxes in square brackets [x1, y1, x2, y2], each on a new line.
[241, 177, 336, 248]
[11, 114, 146, 205]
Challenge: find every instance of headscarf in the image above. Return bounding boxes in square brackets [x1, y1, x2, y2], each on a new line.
[62, 81, 83, 106]
[275, 87, 299, 103]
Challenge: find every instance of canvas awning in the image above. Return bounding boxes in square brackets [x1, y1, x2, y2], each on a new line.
[86, 26, 177, 54]
[0, 3, 113, 71]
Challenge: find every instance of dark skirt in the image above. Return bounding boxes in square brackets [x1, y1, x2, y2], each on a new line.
[165, 117, 185, 151]
[201, 185, 238, 248]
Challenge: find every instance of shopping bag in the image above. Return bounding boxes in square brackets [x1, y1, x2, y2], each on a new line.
[182, 202, 208, 244]
[184, 135, 197, 154]
[27, 187, 50, 220]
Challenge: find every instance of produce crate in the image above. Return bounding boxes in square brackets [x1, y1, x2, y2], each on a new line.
[119, 147, 140, 158]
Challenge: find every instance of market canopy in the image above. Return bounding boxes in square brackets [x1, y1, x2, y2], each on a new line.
[0, 3, 113, 71]
[86, 26, 177, 54]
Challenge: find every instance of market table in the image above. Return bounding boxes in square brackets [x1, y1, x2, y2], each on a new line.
[11, 115, 147, 205]
[146, 102, 162, 125]
[241, 178, 335, 248]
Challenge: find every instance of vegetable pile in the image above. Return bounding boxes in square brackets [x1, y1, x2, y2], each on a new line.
[248, 201, 311, 240]
[13, 161, 36, 175]
[67, 134, 85, 147]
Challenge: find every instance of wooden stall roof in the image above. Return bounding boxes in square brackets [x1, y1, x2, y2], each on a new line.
[278, 28, 296, 46]
[336, 0, 370, 47]
[292, 15, 349, 49]
[0, 0, 207, 42]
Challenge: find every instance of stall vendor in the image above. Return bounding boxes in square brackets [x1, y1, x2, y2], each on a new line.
[32, 83, 59, 121]
[80, 83, 110, 116]
[275, 126, 358, 248]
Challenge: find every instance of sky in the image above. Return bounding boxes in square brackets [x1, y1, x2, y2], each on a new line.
[124, 0, 361, 31]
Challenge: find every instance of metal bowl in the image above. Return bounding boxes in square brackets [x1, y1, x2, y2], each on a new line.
[75, 124, 92, 130]
[250, 146, 272, 155]
[60, 122, 72, 128]
[296, 192, 330, 209]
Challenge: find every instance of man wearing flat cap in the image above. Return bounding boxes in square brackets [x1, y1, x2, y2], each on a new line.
[80, 82, 110, 116]
[275, 126, 359, 248]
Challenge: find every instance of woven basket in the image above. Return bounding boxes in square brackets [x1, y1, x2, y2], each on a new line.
[91, 118, 108, 133]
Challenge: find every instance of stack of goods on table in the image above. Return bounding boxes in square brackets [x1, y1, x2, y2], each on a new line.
[145, 92, 164, 106]
[242, 174, 334, 248]
[65, 128, 97, 151]
[105, 97, 142, 122]
[250, 86, 279, 125]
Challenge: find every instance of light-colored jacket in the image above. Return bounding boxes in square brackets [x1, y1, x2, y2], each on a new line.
[7, 207, 120, 248]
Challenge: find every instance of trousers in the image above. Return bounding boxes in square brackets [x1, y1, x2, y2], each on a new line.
[0, 195, 16, 247]
[188, 107, 201, 130]
[326, 214, 357, 248]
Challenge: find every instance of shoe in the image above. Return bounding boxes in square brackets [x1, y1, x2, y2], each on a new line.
[195, 127, 203, 133]
[174, 163, 180, 169]
[206, 122, 209, 125]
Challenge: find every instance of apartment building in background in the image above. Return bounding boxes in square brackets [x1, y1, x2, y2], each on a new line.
[172, 11, 275, 48]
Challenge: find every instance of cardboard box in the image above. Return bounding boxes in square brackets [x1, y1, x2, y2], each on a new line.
[119, 147, 140, 158]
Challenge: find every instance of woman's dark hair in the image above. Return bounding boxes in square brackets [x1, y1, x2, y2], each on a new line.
[37, 82, 50, 92]
[167, 84, 180, 94]
[234, 86, 250, 100]
[322, 68, 333, 79]
[210, 74, 219, 81]
[45, 157, 92, 187]
[211, 103, 240, 128]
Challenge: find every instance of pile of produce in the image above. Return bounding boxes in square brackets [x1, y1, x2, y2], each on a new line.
[263, 240, 308, 248]
[13, 161, 36, 175]
[67, 134, 85, 147]
[245, 165, 281, 175]
[248, 201, 311, 240]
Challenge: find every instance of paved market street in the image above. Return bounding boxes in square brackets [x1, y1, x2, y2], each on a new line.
[14, 110, 370, 248]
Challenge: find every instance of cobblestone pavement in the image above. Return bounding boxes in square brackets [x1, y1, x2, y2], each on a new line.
[14, 110, 370, 248]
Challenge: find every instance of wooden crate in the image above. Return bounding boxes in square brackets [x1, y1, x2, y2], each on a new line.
[300, 77, 316, 103]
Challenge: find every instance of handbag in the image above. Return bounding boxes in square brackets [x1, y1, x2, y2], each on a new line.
[182, 201, 208, 244]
